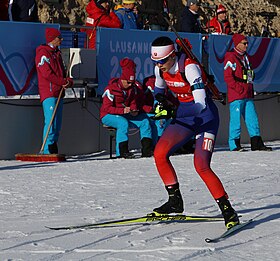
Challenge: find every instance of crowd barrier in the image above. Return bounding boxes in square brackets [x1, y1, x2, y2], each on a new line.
[1, 22, 280, 96]
[0, 22, 279, 160]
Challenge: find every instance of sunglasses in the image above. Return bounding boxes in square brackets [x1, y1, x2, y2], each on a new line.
[240, 42, 248, 45]
[152, 56, 170, 65]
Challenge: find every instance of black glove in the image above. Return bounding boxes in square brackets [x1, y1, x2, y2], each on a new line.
[150, 94, 177, 120]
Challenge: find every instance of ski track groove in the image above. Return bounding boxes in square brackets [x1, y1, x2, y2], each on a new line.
[13, 224, 201, 260]
[70, 224, 192, 260]
[1, 142, 279, 260]
[36, 225, 146, 261]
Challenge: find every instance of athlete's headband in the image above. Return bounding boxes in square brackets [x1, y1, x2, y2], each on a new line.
[151, 44, 175, 61]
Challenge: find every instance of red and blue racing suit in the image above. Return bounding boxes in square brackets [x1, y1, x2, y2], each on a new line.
[154, 54, 227, 200]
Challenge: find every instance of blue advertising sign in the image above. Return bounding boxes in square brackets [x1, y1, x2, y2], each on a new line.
[96, 28, 202, 95]
[0, 21, 58, 96]
[1, 22, 280, 96]
[208, 34, 280, 93]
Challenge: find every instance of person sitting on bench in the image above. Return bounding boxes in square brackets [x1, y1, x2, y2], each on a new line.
[100, 58, 153, 158]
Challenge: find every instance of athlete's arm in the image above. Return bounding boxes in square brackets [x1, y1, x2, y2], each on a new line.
[176, 64, 207, 118]
[153, 66, 167, 97]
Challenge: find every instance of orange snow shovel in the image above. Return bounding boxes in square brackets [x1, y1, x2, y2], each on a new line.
[15, 53, 75, 162]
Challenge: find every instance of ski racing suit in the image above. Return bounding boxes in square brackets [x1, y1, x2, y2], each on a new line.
[153, 53, 227, 200]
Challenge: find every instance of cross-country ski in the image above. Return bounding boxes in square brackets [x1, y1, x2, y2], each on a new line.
[46, 213, 224, 230]
[205, 219, 254, 243]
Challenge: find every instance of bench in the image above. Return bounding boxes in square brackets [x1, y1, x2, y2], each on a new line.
[103, 125, 139, 159]
[103, 125, 117, 159]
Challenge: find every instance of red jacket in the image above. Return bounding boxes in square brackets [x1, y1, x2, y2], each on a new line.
[135, 79, 154, 113]
[35, 44, 67, 102]
[224, 49, 254, 103]
[100, 78, 138, 119]
[84, 1, 121, 49]
[208, 17, 231, 35]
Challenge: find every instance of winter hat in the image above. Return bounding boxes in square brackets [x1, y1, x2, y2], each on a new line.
[187, 0, 201, 7]
[45, 28, 61, 43]
[232, 33, 247, 47]
[217, 4, 227, 14]
[123, 0, 136, 4]
[120, 58, 136, 82]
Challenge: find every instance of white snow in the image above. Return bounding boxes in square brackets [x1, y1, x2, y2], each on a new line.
[0, 142, 280, 260]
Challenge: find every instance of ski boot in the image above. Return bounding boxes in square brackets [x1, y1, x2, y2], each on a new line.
[153, 183, 184, 215]
[216, 195, 239, 229]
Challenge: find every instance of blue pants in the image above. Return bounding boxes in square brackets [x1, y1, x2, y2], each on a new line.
[229, 99, 260, 150]
[42, 97, 63, 154]
[102, 113, 152, 156]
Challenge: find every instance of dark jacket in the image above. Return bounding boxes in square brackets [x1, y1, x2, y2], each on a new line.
[8, 0, 38, 22]
[0, 0, 8, 20]
[167, 0, 185, 31]
[181, 7, 202, 33]
[137, 0, 169, 28]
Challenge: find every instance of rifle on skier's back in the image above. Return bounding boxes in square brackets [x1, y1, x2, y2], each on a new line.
[163, 16, 226, 105]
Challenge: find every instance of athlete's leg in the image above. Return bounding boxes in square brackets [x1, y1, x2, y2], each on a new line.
[154, 122, 195, 185]
[153, 121, 194, 214]
[194, 131, 226, 199]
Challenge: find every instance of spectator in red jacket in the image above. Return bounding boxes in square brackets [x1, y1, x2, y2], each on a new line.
[224, 34, 271, 152]
[84, 0, 121, 49]
[100, 58, 153, 158]
[35, 28, 73, 154]
[207, 4, 231, 35]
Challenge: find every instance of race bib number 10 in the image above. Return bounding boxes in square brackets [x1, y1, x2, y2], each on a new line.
[202, 132, 215, 152]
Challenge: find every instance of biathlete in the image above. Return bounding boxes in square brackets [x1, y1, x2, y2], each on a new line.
[150, 36, 239, 229]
